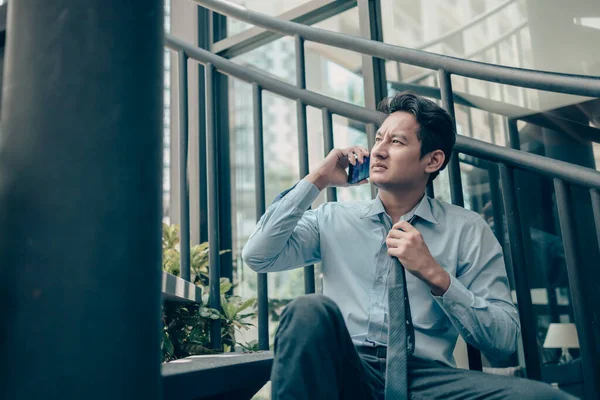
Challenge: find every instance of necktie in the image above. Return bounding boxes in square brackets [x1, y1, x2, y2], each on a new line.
[381, 214, 416, 400]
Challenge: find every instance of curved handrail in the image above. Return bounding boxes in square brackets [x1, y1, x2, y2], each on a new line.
[165, 34, 600, 190]
[406, 21, 528, 85]
[191, 0, 600, 98]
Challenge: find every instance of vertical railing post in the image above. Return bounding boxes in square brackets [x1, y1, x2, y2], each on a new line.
[554, 180, 600, 399]
[197, 6, 211, 244]
[514, 31, 529, 107]
[322, 108, 337, 202]
[464, 78, 474, 138]
[295, 34, 316, 294]
[485, 83, 497, 145]
[253, 83, 270, 351]
[178, 50, 191, 282]
[591, 188, 600, 252]
[206, 63, 222, 350]
[494, 45, 506, 103]
[438, 69, 483, 371]
[507, 119, 521, 150]
[0, 1, 163, 398]
[425, 183, 435, 198]
[499, 164, 542, 380]
[438, 70, 466, 208]
[358, 0, 386, 201]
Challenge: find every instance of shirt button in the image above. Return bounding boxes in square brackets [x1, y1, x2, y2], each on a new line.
[377, 276, 384, 283]
[374, 301, 381, 307]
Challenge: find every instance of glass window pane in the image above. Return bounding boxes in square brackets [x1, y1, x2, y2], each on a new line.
[381, 0, 600, 162]
[306, 7, 364, 106]
[232, 37, 296, 85]
[227, 0, 313, 36]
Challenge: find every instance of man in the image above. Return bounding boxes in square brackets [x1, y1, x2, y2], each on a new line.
[242, 93, 575, 399]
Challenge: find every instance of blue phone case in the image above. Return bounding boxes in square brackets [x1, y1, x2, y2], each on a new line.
[348, 156, 370, 184]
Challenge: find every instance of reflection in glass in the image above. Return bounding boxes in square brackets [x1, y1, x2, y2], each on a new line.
[226, 0, 313, 36]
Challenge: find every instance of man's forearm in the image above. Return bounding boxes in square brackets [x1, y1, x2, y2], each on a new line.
[242, 179, 321, 273]
[306, 172, 328, 192]
[434, 276, 520, 358]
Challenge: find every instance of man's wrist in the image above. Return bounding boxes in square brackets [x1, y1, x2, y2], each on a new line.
[420, 261, 450, 297]
[306, 171, 328, 191]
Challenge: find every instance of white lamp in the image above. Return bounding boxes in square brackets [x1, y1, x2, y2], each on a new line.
[543, 323, 580, 364]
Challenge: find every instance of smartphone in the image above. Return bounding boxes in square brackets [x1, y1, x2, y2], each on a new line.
[348, 156, 370, 184]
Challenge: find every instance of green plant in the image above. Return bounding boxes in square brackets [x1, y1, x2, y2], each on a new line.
[161, 223, 257, 362]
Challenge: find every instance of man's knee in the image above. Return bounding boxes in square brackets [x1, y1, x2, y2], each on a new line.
[502, 378, 577, 400]
[282, 294, 341, 322]
[278, 294, 342, 339]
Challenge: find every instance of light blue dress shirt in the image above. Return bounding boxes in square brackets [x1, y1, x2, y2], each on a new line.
[242, 179, 520, 366]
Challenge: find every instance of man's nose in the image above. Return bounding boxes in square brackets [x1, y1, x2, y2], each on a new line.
[371, 144, 387, 159]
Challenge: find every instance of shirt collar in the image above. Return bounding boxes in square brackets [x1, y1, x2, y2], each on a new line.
[361, 192, 439, 225]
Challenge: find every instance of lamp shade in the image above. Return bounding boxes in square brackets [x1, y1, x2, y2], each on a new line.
[543, 323, 580, 349]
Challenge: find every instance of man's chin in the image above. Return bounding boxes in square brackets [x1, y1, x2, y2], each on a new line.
[369, 177, 389, 189]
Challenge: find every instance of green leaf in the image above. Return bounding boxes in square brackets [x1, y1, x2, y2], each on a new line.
[221, 301, 237, 320]
[236, 298, 256, 313]
[219, 278, 233, 294]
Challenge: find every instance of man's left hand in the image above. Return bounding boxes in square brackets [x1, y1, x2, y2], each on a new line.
[386, 220, 450, 296]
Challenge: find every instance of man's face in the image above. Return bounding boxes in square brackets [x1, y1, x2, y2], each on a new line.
[369, 111, 430, 190]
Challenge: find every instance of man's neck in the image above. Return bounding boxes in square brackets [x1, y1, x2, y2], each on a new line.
[378, 187, 426, 223]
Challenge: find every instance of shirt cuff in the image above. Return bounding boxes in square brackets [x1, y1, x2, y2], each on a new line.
[278, 178, 321, 211]
[433, 275, 474, 313]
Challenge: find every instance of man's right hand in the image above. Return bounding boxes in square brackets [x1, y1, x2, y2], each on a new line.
[306, 146, 370, 191]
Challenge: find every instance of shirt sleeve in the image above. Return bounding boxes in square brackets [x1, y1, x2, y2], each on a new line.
[433, 214, 521, 360]
[241, 178, 321, 273]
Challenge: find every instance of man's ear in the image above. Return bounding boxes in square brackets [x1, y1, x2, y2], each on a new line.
[424, 150, 446, 174]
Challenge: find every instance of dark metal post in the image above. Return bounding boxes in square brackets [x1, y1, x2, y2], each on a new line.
[514, 31, 529, 107]
[488, 166, 508, 258]
[499, 164, 542, 380]
[178, 50, 191, 281]
[507, 119, 521, 150]
[438, 70, 466, 209]
[322, 108, 337, 202]
[358, 0, 387, 109]
[209, 11, 234, 287]
[464, 78, 474, 138]
[197, 6, 211, 243]
[484, 83, 497, 145]
[0, 1, 163, 399]
[592, 188, 600, 252]
[438, 69, 482, 371]
[366, 122, 378, 199]
[358, 0, 386, 201]
[206, 63, 222, 350]
[494, 45, 506, 103]
[426, 183, 435, 198]
[253, 83, 269, 351]
[554, 180, 600, 399]
[295, 34, 316, 294]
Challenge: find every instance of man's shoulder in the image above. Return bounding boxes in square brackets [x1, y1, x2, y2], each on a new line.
[317, 199, 372, 217]
[429, 197, 486, 227]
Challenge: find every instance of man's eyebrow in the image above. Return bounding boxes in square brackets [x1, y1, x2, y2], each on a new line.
[376, 131, 409, 142]
[392, 133, 409, 142]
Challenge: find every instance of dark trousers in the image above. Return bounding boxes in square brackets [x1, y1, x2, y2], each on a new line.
[271, 294, 578, 400]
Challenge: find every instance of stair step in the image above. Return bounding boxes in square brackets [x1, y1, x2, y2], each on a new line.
[162, 271, 203, 303]
[162, 351, 274, 399]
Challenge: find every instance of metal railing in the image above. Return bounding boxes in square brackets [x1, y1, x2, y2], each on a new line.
[167, 0, 600, 398]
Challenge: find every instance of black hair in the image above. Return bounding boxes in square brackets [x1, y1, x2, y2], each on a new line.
[377, 92, 456, 184]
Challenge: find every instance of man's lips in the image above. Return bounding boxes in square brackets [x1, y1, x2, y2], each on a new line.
[371, 163, 387, 170]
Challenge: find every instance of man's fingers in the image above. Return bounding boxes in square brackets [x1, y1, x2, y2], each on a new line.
[392, 220, 418, 232]
[347, 152, 357, 166]
[342, 146, 370, 165]
[387, 229, 406, 239]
